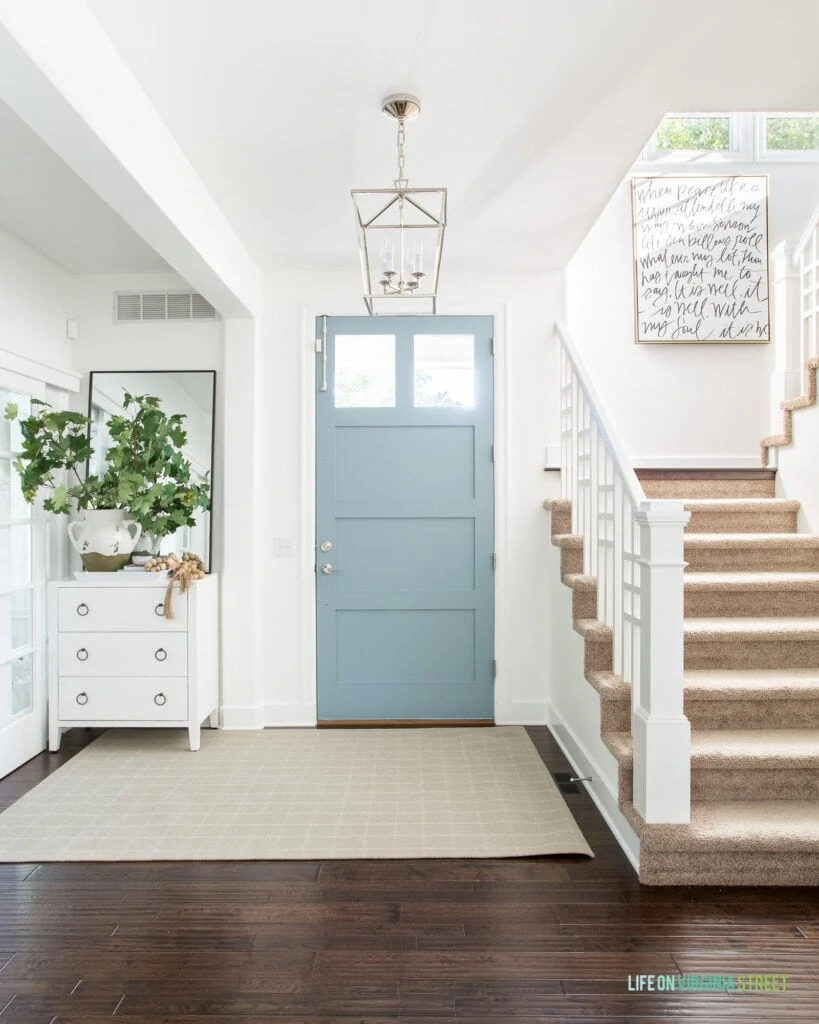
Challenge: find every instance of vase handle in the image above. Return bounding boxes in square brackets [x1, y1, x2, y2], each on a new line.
[66, 521, 85, 552]
[124, 520, 142, 547]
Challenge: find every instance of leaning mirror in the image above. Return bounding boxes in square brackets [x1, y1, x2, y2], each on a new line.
[87, 371, 216, 569]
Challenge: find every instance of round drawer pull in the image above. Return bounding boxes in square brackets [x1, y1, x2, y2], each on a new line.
[76, 603, 89, 617]
[154, 692, 167, 706]
[154, 648, 168, 662]
[76, 692, 88, 706]
[76, 648, 89, 662]
[154, 603, 165, 617]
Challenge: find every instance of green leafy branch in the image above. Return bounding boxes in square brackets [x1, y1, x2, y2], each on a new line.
[3, 400, 118, 513]
[3, 392, 211, 534]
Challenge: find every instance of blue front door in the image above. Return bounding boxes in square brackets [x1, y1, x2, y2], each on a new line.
[316, 315, 495, 722]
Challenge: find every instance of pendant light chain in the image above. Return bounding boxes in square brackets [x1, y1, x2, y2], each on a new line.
[396, 117, 408, 189]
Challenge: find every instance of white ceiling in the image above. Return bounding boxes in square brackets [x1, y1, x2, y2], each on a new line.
[5, 0, 819, 275]
[0, 99, 170, 273]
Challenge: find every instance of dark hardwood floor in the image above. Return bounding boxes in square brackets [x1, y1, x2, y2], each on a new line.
[0, 726, 817, 1023]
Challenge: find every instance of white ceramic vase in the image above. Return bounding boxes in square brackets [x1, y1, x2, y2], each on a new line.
[67, 509, 142, 572]
[131, 531, 162, 564]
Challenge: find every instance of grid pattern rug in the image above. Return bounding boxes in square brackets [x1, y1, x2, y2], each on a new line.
[0, 727, 593, 862]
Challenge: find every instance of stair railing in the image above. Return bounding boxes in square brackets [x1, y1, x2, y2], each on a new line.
[795, 207, 819, 372]
[556, 321, 691, 824]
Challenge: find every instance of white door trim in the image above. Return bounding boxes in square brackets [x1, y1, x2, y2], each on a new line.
[294, 301, 510, 726]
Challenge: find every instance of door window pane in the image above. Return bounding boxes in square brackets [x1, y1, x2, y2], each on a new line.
[0, 591, 32, 660]
[0, 457, 30, 524]
[11, 590, 32, 651]
[414, 335, 475, 407]
[0, 524, 31, 587]
[11, 653, 33, 716]
[334, 335, 396, 408]
[0, 390, 30, 453]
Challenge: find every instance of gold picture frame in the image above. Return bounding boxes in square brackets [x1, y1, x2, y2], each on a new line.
[631, 174, 770, 344]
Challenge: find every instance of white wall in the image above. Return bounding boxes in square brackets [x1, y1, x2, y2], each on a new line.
[234, 269, 563, 726]
[0, 226, 71, 370]
[565, 165, 819, 462]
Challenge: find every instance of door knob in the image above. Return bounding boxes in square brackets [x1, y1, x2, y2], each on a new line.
[320, 563, 339, 575]
[320, 540, 333, 552]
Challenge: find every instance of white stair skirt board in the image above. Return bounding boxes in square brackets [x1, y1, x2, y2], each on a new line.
[0, 727, 593, 862]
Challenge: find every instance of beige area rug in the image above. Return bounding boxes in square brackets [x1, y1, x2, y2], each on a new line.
[0, 727, 592, 862]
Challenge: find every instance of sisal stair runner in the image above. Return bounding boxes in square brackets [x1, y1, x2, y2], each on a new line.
[545, 471, 819, 886]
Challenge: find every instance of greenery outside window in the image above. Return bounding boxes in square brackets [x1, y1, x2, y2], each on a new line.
[654, 115, 731, 153]
[761, 114, 819, 159]
[641, 112, 819, 163]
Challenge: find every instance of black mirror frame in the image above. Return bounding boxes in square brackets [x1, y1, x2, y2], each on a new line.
[86, 369, 217, 572]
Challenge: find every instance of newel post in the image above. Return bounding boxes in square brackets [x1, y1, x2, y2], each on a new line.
[770, 241, 802, 436]
[632, 501, 691, 824]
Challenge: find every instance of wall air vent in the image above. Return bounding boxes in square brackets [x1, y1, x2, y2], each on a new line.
[114, 291, 219, 323]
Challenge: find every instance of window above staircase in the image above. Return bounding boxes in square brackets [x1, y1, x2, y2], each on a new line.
[639, 112, 819, 165]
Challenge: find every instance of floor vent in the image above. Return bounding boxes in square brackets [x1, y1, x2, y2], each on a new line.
[115, 291, 218, 322]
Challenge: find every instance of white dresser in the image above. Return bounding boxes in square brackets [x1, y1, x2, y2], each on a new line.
[48, 574, 219, 752]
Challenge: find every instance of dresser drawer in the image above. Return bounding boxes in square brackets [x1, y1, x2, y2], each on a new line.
[58, 633, 187, 677]
[58, 587, 187, 631]
[58, 677, 188, 721]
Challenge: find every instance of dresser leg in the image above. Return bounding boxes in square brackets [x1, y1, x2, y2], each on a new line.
[49, 722, 62, 753]
[188, 725, 200, 751]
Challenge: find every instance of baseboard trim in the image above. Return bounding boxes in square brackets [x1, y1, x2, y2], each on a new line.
[220, 704, 267, 730]
[262, 703, 318, 728]
[546, 701, 640, 873]
[495, 701, 550, 725]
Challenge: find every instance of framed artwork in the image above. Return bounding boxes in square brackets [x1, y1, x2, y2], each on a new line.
[631, 175, 770, 344]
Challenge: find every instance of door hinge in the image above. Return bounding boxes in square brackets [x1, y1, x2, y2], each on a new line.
[314, 338, 322, 353]
[491, 553, 496, 571]
[492, 659, 497, 679]
[490, 444, 495, 463]
[490, 336, 495, 355]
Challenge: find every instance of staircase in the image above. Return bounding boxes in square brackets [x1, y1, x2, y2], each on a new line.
[546, 469, 819, 886]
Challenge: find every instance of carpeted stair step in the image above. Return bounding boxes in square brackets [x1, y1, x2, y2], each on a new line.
[684, 617, 819, 670]
[605, 728, 819, 802]
[682, 498, 799, 534]
[683, 669, 819, 729]
[684, 533, 819, 572]
[563, 573, 597, 620]
[588, 668, 819, 732]
[544, 497, 572, 536]
[573, 618, 612, 673]
[550, 532, 583, 579]
[624, 800, 819, 886]
[684, 571, 819, 617]
[638, 472, 776, 500]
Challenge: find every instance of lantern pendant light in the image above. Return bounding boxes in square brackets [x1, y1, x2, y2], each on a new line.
[351, 94, 447, 314]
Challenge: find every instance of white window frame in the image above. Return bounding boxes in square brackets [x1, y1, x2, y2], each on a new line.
[0, 370, 48, 776]
[756, 112, 819, 163]
[641, 113, 750, 164]
[639, 112, 819, 166]
[0, 352, 80, 779]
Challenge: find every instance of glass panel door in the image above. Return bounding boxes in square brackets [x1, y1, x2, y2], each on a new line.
[0, 384, 47, 778]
